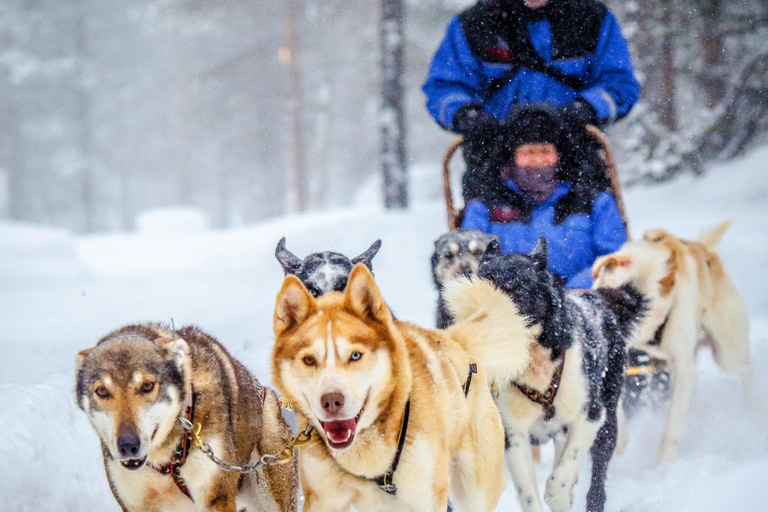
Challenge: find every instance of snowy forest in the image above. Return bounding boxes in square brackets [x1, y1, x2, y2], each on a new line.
[1, 0, 767, 232]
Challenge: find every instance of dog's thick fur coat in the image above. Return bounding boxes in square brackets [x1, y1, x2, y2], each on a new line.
[76, 324, 297, 512]
[472, 238, 645, 512]
[592, 221, 753, 462]
[272, 264, 535, 512]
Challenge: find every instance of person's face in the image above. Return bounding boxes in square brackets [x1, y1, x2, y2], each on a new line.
[514, 143, 558, 168]
[523, 0, 549, 9]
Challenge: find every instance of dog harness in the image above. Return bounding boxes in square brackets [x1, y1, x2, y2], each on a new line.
[463, 363, 478, 397]
[514, 355, 566, 421]
[147, 388, 198, 502]
[372, 399, 411, 495]
[649, 314, 670, 346]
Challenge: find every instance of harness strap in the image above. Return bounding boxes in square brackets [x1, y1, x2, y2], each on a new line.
[515, 355, 565, 421]
[463, 363, 478, 397]
[373, 399, 411, 495]
[147, 388, 198, 502]
[649, 314, 670, 346]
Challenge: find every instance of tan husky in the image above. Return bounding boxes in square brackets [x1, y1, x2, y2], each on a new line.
[272, 264, 535, 512]
[76, 323, 298, 512]
[592, 221, 753, 462]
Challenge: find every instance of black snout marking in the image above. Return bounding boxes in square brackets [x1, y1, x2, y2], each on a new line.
[321, 392, 345, 414]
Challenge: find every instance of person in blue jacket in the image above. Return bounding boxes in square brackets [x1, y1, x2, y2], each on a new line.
[422, 0, 640, 200]
[460, 105, 627, 289]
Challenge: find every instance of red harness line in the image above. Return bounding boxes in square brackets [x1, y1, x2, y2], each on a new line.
[147, 388, 198, 502]
[515, 355, 566, 421]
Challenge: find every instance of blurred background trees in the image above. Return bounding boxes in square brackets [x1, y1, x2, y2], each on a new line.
[0, 0, 767, 232]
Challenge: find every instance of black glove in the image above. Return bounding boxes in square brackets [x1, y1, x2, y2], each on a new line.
[453, 104, 501, 138]
[560, 100, 597, 131]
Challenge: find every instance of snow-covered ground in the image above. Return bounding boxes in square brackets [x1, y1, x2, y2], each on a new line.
[1, 149, 767, 511]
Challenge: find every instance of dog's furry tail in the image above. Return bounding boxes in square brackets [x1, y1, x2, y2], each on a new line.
[597, 283, 648, 338]
[699, 220, 732, 249]
[443, 277, 534, 386]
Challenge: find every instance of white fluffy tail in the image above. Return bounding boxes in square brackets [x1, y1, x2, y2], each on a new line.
[700, 220, 732, 249]
[443, 277, 534, 386]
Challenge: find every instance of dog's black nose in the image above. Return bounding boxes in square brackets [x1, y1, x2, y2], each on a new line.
[321, 392, 345, 414]
[458, 263, 473, 276]
[117, 431, 141, 458]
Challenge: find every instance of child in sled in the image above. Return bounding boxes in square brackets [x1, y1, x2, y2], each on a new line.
[460, 105, 627, 289]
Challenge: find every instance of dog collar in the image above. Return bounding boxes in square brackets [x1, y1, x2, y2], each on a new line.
[147, 387, 198, 502]
[515, 355, 566, 421]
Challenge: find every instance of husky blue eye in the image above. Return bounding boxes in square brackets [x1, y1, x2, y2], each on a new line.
[350, 351, 362, 362]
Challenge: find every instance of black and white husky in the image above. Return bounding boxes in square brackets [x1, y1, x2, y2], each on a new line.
[275, 237, 381, 297]
[474, 237, 645, 512]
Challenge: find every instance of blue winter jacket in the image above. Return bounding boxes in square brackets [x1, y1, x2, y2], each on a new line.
[423, 3, 640, 130]
[461, 181, 627, 288]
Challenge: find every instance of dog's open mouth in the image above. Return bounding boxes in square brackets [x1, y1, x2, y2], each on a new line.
[120, 456, 147, 470]
[321, 409, 364, 450]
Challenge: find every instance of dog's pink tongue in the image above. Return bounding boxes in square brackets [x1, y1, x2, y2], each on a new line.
[323, 418, 357, 443]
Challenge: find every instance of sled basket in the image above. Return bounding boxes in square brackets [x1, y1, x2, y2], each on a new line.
[442, 125, 630, 235]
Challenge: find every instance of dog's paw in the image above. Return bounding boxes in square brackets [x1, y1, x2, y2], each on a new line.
[544, 475, 574, 512]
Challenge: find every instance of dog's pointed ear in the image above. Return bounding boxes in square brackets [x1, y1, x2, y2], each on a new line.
[156, 337, 190, 368]
[484, 239, 502, 257]
[484, 234, 500, 249]
[351, 240, 382, 269]
[274, 275, 316, 336]
[592, 254, 632, 279]
[75, 347, 93, 375]
[344, 263, 391, 324]
[275, 237, 303, 275]
[531, 236, 548, 272]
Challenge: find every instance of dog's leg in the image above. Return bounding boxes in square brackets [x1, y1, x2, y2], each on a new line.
[544, 416, 601, 512]
[585, 408, 619, 512]
[205, 472, 242, 512]
[505, 428, 545, 512]
[553, 430, 567, 466]
[658, 306, 699, 463]
[614, 402, 629, 456]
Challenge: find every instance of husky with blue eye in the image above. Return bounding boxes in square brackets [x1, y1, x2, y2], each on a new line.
[275, 238, 381, 297]
[475, 236, 646, 512]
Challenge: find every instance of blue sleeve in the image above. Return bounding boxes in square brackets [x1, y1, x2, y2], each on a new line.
[460, 200, 491, 232]
[565, 192, 627, 289]
[565, 267, 594, 289]
[578, 11, 641, 123]
[422, 16, 487, 130]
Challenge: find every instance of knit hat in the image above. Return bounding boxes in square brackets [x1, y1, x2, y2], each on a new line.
[504, 104, 563, 149]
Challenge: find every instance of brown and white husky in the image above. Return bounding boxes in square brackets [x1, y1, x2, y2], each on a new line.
[76, 323, 298, 512]
[271, 263, 535, 512]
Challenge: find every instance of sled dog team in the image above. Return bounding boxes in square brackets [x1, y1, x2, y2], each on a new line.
[76, 222, 753, 512]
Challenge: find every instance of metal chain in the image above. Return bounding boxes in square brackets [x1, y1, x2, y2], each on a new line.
[178, 417, 312, 473]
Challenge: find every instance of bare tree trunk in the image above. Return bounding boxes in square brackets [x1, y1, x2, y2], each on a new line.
[659, 0, 677, 131]
[284, 0, 307, 213]
[0, 81, 26, 222]
[76, 13, 96, 232]
[700, 0, 726, 106]
[380, 0, 408, 209]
